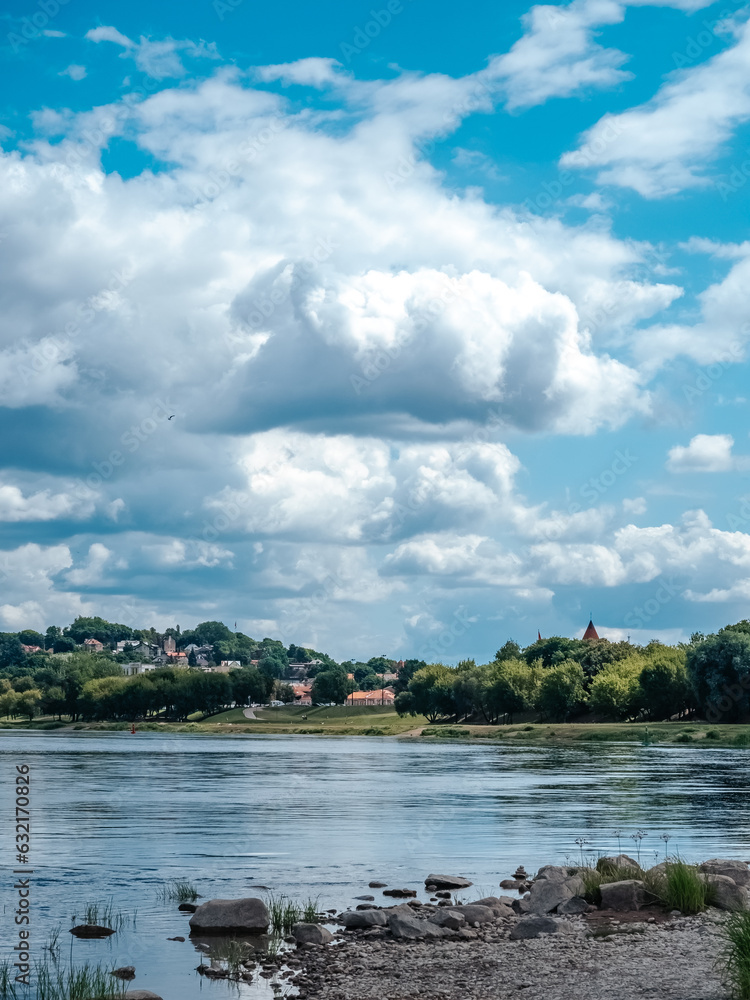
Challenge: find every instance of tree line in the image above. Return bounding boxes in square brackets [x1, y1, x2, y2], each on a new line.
[394, 623, 750, 724]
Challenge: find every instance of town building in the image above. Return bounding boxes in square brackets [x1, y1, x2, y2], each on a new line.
[347, 688, 395, 706]
[121, 662, 160, 676]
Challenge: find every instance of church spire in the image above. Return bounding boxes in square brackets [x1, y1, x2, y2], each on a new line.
[583, 618, 599, 641]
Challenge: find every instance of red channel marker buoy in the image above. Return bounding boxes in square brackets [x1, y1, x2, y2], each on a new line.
[130, 723, 136, 734]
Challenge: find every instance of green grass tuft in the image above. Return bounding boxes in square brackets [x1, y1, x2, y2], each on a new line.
[158, 879, 200, 903]
[74, 898, 133, 932]
[0, 960, 124, 999]
[265, 893, 302, 933]
[720, 911, 750, 999]
[643, 858, 709, 915]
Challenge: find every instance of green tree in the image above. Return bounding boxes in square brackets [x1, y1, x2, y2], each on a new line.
[686, 630, 750, 721]
[485, 660, 539, 723]
[53, 637, 76, 653]
[232, 667, 271, 706]
[287, 644, 311, 663]
[523, 636, 587, 668]
[535, 660, 586, 721]
[15, 688, 42, 722]
[258, 655, 285, 680]
[392, 659, 426, 695]
[64, 617, 135, 644]
[311, 667, 353, 705]
[639, 647, 690, 720]
[17, 630, 46, 648]
[274, 682, 295, 704]
[0, 635, 25, 669]
[0, 690, 18, 719]
[589, 656, 644, 720]
[495, 639, 521, 661]
[12, 676, 37, 693]
[40, 685, 66, 719]
[395, 664, 454, 722]
[183, 621, 234, 647]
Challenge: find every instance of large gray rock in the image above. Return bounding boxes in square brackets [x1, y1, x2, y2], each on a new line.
[510, 915, 560, 940]
[447, 904, 496, 925]
[528, 878, 574, 914]
[388, 910, 443, 940]
[535, 865, 572, 883]
[499, 879, 529, 891]
[424, 874, 473, 890]
[428, 909, 466, 930]
[557, 896, 590, 915]
[703, 873, 748, 911]
[599, 880, 648, 911]
[292, 922, 333, 945]
[123, 993, 164, 1000]
[700, 860, 750, 888]
[340, 909, 388, 928]
[188, 898, 269, 934]
[597, 855, 641, 874]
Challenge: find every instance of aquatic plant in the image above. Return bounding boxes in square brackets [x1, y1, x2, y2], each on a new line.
[74, 899, 132, 932]
[266, 894, 302, 934]
[720, 910, 750, 999]
[302, 897, 320, 923]
[630, 829, 648, 864]
[44, 924, 61, 957]
[0, 960, 123, 1000]
[208, 939, 251, 977]
[158, 879, 200, 902]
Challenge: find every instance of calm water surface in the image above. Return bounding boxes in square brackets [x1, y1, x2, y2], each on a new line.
[1, 732, 749, 998]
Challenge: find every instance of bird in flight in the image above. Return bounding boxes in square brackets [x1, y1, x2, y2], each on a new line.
[168, 414, 175, 420]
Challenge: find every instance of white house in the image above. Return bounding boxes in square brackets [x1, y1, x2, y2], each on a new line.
[121, 662, 159, 676]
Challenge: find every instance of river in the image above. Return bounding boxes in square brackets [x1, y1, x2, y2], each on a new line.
[1, 731, 749, 998]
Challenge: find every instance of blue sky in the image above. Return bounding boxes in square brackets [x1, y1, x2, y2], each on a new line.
[1, 0, 750, 662]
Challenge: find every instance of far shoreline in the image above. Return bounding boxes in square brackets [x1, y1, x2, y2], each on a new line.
[2, 711, 750, 748]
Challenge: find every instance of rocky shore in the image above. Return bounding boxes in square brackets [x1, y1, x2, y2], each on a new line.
[284, 859, 748, 1000]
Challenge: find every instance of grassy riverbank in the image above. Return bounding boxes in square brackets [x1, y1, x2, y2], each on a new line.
[3, 708, 750, 745]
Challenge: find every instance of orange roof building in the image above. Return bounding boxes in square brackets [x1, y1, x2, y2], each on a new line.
[583, 619, 599, 641]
